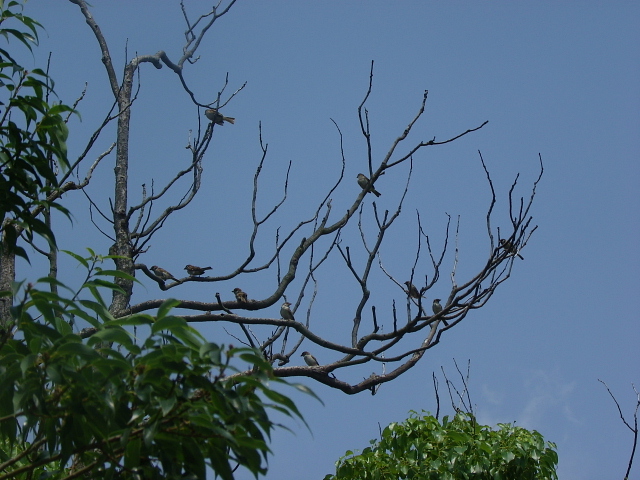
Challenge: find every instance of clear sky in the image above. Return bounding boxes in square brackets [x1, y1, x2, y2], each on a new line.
[19, 1, 640, 479]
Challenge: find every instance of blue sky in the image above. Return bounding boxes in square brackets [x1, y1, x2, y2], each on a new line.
[18, 1, 640, 479]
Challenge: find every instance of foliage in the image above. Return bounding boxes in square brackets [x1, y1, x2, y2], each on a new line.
[0, 251, 311, 480]
[325, 411, 558, 480]
[0, 0, 74, 259]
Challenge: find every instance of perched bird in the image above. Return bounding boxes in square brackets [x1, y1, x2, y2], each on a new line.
[150, 265, 177, 282]
[280, 301, 295, 321]
[357, 173, 381, 197]
[232, 287, 248, 303]
[301, 351, 320, 367]
[184, 264, 212, 276]
[432, 298, 449, 326]
[204, 108, 235, 125]
[499, 239, 524, 260]
[404, 281, 423, 299]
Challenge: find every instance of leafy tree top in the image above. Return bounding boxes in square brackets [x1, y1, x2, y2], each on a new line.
[0, 0, 75, 259]
[325, 411, 558, 480]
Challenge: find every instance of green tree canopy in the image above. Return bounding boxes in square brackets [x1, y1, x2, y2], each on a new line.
[325, 411, 558, 480]
[0, 255, 309, 479]
[0, 0, 74, 259]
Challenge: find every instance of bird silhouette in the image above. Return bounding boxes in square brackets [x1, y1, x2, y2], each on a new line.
[499, 239, 524, 260]
[301, 351, 320, 366]
[404, 281, 423, 299]
[205, 108, 235, 125]
[280, 301, 295, 321]
[232, 287, 248, 303]
[184, 264, 212, 276]
[150, 265, 177, 282]
[357, 173, 381, 197]
[432, 298, 449, 326]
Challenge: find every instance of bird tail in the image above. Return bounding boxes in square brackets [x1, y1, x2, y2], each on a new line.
[372, 189, 381, 197]
[223, 116, 235, 124]
[204, 266, 212, 270]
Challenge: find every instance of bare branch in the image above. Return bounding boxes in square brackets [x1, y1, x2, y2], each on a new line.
[55, 4, 545, 398]
[599, 379, 639, 480]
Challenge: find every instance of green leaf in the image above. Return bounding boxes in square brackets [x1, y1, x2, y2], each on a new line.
[94, 269, 136, 281]
[87, 327, 134, 348]
[152, 315, 187, 334]
[158, 396, 176, 416]
[55, 340, 97, 359]
[156, 298, 181, 319]
[124, 436, 141, 470]
[108, 313, 154, 327]
[62, 249, 89, 268]
[78, 299, 114, 320]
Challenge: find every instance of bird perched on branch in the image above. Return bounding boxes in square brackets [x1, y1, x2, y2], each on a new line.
[432, 298, 449, 326]
[280, 301, 295, 321]
[184, 264, 212, 276]
[499, 239, 524, 260]
[232, 288, 248, 303]
[357, 173, 381, 197]
[150, 265, 177, 282]
[301, 351, 320, 367]
[404, 281, 423, 299]
[204, 108, 235, 125]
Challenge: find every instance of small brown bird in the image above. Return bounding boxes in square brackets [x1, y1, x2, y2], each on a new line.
[499, 239, 524, 260]
[204, 108, 235, 125]
[357, 173, 381, 197]
[301, 351, 320, 367]
[184, 264, 212, 276]
[432, 298, 449, 326]
[150, 265, 178, 282]
[280, 301, 295, 321]
[404, 281, 423, 299]
[232, 287, 248, 303]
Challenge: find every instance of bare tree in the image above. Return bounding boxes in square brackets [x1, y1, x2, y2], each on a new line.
[599, 380, 639, 480]
[5, 0, 543, 396]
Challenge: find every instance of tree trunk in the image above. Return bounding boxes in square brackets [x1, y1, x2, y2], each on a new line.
[0, 238, 15, 328]
[108, 65, 135, 318]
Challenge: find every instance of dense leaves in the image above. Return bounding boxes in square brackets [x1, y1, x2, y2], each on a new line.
[325, 411, 558, 480]
[0, 252, 310, 479]
[0, 0, 74, 259]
